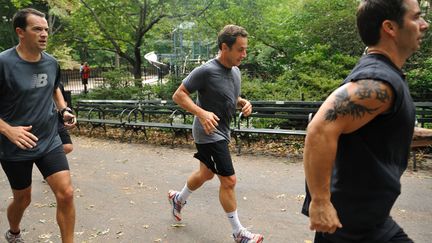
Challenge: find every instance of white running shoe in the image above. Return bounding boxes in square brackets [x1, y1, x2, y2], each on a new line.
[5, 230, 24, 243]
[168, 190, 186, 221]
[233, 228, 264, 243]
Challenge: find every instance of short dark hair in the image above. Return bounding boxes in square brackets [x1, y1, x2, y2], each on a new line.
[356, 0, 407, 46]
[12, 8, 45, 31]
[217, 25, 248, 50]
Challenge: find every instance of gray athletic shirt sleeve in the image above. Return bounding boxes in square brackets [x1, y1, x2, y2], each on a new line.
[0, 47, 62, 161]
[182, 59, 241, 144]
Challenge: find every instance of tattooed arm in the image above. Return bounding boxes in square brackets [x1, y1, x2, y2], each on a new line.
[304, 79, 394, 234]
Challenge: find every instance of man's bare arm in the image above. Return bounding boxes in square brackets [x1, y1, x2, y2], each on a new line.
[0, 118, 38, 149]
[172, 84, 219, 134]
[53, 87, 76, 128]
[304, 79, 394, 233]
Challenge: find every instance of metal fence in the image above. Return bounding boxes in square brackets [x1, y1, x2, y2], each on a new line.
[62, 66, 161, 94]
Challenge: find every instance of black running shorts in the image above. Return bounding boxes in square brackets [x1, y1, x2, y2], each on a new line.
[0, 145, 70, 190]
[58, 125, 72, 145]
[194, 140, 235, 176]
[314, 226, 413, 243]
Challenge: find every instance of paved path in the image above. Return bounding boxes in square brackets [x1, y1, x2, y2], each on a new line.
[0, 136, 431, 243]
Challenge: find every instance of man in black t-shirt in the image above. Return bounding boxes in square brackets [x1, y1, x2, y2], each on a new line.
[0, 8, 76, 243]
[302, 0, 430, 242]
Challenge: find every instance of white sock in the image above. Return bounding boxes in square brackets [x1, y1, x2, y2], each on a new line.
[227, 210, 243, 235]
[177, 183, 192, 204]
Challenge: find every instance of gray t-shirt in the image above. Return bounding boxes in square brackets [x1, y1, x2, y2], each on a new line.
[0, 47, 62, 161]
[183, 58, 241, 144]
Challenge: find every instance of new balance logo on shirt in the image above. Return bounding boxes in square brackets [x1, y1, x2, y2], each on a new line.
[32, 73, 48, 88]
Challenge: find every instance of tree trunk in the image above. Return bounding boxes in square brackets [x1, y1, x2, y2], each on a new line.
[133, 46, 143, 87]
[115, 53, 120, 68]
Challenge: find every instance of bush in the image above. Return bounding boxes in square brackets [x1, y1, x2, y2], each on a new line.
[407, 57, 432, 101]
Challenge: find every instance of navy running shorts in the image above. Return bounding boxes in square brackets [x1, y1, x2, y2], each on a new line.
[194, 140, 235, 176]
[0, 145, 70, 190]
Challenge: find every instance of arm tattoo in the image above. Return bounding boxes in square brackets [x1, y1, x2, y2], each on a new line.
[325, 88, 379, 121]
[355, 80, 390, 103]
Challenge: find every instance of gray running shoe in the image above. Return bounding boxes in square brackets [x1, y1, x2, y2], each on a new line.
[5, 230, 24, 243]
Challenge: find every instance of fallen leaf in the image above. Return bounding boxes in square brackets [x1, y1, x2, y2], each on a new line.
[171, 223, 186, 227]
[38, 233, 52, 239]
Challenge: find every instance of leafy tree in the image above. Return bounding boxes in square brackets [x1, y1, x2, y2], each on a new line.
[406, 0, 432, 100]
[0, 0, 18, 51]
[69, 0, 214, 86]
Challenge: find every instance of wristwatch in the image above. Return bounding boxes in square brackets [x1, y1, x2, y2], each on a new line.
[59, 107, 73, 122]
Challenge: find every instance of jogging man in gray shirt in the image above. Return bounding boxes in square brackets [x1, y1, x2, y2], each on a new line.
[0, 8, 76, 243]
[168, 25, 263, 243]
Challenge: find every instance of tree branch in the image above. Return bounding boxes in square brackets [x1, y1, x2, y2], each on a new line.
[79, 0, 135, 65]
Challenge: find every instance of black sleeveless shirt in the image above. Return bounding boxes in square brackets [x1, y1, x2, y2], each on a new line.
[302, 54, 416, 242]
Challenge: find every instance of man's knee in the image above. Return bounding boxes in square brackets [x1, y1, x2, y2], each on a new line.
[220, 175, 237, 189]
[55, 185, 74, 205]
[12, 189, 32, 208]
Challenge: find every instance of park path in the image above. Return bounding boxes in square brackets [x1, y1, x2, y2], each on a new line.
[0, 136, 431, 243]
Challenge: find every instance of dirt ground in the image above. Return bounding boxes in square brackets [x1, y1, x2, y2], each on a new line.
[0, 135, 431, 243]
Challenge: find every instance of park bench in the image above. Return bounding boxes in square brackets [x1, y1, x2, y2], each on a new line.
[123, 101, 193, 145]
[232, 101, 322, 155]
[412, 101, 432, 170]
[75, 99, 193, 144]
[75, 100, 139, 140]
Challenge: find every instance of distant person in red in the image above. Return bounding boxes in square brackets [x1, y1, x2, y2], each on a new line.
[81, 62, 90, 94]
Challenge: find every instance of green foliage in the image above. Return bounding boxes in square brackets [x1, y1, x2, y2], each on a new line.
[275, 44, 357, 100]
[75, 68, 144, 100]
[10, 0, 33, 8]
[2, 0, 431, 101]
[407, 57, 432, 100]
[150, 75, 183, 100]
[0, 0, 17, 51]
[75, 69, 183, 100]
[49, 44, 80, 69]
[241, 77, 295, 101]
[100, 68, 134, 89]
[299, 0, 363, 55]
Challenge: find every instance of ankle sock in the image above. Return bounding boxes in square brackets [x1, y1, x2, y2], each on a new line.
[178, 183, 192, 204]
[227, 210, 243, 235]
[9, 230, 20, 235]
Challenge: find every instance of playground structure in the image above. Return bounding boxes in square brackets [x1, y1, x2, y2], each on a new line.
[145, 22, 213, 80]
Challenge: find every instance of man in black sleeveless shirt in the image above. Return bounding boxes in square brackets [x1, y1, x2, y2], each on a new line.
[302, 0, 430, 242]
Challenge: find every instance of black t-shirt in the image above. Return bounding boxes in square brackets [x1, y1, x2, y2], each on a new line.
[0, 47, 62, 161]
[302, 54, 416, 242]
